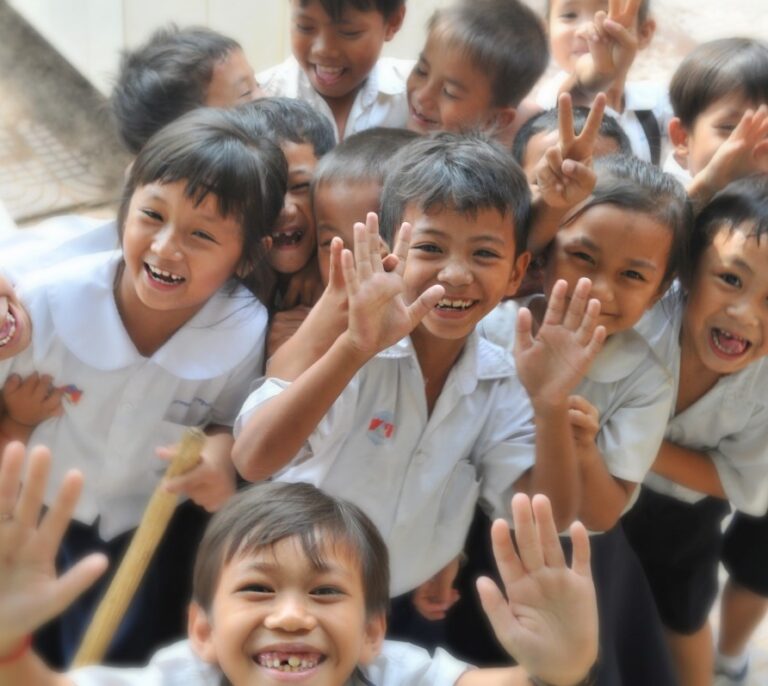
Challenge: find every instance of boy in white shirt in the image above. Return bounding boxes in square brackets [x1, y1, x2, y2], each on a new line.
[0, 442, 599, 686]
[259, 0, 408, 141]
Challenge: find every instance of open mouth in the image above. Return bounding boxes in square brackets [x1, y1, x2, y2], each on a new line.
[410, 105, 438, 128]
[0, 310, 17, 347]
[255, 651, 325, 673]
[313, 64, 345, 87]
[711, 327, 751, 357]
[144, 263, 185, 285]
[272, 229, 305, 249]
[435, 297, 475, 312]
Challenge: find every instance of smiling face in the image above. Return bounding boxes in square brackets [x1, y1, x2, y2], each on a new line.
[314, 179, 384, 286]
[118, 180, 245, 331]
[681, 225, 768, 376]
[290, 0, 403, 104]
[268, 142, 319, 276]
[205, 48, 262, 108]
[189, 536, 385, 686]
[0, 272, 31, 360]
[406, 29, 500, 135]
[544, 204, 672, 336]
[403, 204, 528, 346]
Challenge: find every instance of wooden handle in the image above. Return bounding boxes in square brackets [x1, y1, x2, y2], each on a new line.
[71, 428, 205, 667]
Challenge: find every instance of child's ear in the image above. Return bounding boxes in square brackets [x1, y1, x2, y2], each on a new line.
[507, 249, 532, 297]
[383, 5, 406, 41]
[489, 106, 518, 145]
[188, 602, 218, 664]
[358, 612, 387, 666]
[636, 17, 656, 49]
[668, 117, 691, 169]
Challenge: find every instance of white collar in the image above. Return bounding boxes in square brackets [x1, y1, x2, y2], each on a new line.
[585, 328, 654, 383]
[27, 251, 266, 378]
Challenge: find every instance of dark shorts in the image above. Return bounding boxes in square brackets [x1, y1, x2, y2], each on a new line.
[722, 510, 768, 596]
[622, 487, 730, 634]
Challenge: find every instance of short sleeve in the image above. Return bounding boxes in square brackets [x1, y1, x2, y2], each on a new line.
[362, 641, 471, 686]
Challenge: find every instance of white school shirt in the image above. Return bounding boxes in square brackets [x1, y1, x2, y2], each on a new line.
[69, 639, 471, 686]
[536, 72, 672, 163]
[6, 250, 267, 539]
[0, 214, 119, 279]
[636, 292, 768, 516]
[258, 56, 412, 141]
[480, 298, 674, 518]
[236, 332, 535, 596]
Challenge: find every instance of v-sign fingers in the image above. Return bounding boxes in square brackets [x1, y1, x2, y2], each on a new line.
[572, 93, 606, 159]
[558, 93, 576, 152]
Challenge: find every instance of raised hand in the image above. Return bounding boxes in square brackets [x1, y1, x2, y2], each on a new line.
[0, 443, 108, 654]
[2, 373, 64, 427]
[515, 278, 605, 410]
[477, 493, 598, 686]
[342, 217, 444, 358]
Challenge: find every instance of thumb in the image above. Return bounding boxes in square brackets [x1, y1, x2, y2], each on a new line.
[39, 553, 109, 630]
[476, 576, 517, 651]
[407, 285, 444, 325]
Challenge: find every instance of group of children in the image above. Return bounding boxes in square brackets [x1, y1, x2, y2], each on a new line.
[0, 0, 767, 685]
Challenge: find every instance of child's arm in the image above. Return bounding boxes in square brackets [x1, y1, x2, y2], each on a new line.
[0, 374, 63, 448]
[528, 93, 606, 255]
[686, 105, 768, 209]
[0, 442, 108, 686]
[233, 220, 444, 482]
[650, 440, 726, 498]
[457, 494, 598, 686]
[266, 306, 312, 358]
[514, 279, 606, 529]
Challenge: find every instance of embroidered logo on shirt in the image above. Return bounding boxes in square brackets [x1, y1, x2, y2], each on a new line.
[367, 411, 395, 445]
[59, 384, 83, 405]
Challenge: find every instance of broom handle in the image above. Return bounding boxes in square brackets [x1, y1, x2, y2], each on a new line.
[71, 427, 205, 667]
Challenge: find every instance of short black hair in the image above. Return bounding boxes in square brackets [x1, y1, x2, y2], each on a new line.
[237, 97, 336, 159]
[564, 155, 691, 287]
[512, 106, 631, 165]
[682, 174, 768, 289]
[669, 38, 768, 128]
[298, 0, 405, 21]
[111, 25, 241, 154]
[118, 107, 287, 300]
[426, 0, 548, 107]
[379, 131, 531, 251]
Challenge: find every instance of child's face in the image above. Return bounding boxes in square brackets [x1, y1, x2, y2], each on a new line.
[521, 129, 623, 182]
[268, 142, 319, 276]
[205, 48, 262, 108]
[188, 536, 385, 686]
[119, 181, 244, 322]
[670, 92, 763, 177]
[290, 0, 404, 103]
[0, 273, 31, 360]
[314, 180, 384, 286]
[547, 0, 654, 73]
[544, 204, 671, 336]
[402, 204, 528, 343]
[682, 225, 768, 376]
[406, 31, 502, 135]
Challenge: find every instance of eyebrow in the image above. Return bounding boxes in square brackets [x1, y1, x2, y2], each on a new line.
[570, 236, 658, 270]
[727, 257, 755, 275]
[414, 227, 508, 245]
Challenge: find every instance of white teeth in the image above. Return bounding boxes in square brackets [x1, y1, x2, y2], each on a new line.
[146, 264, 184, 283]
[436, 298, 473, 310]
[257, 653, 319, 671]
[316, 65, 343, 76]
[0, 312, 16, 347]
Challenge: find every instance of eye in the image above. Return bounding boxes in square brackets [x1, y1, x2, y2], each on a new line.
[559, 11, 578, 20]
[623, 270, 646, 282]
[237, 583, 274, 595]
[192, 229, 217, 243]
[310, 585, 344, 598]
[412, 63, 427, 78]
[570, 250, 595, 265]
[475, 248, 501, 259]
[412, 243, 442, 254]
[290, 182, 311, 194]
[294, 22, 314, 34]
[718, 272, 742, 287]
[140, 208, 163, 222]
[339, 29, 363, 39]
[442, 87, 460, 100]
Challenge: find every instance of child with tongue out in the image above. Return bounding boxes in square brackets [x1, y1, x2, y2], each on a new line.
[622, 175, 768, 686]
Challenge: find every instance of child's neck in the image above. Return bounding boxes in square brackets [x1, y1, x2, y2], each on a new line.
[321, 87, 363, 140]
[676, 326, 722, 414]
[410, 326, 468, 416]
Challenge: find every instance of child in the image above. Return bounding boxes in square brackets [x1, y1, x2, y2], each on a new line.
[233, 133, 604, 620]
[539, 0, 668, 164]
[405, 0, 548, 146]
[267, 126, 418, 357]
[259, 0, 408, 141]
[665, 38, 768, 204]
[623, 176, 768, 686]
[0, 442, 599, 686]
[2, 108, 287, 667]
[112, 24, 261, 155]
[513, 106, 631, 182]
[478, 154, 689, 684]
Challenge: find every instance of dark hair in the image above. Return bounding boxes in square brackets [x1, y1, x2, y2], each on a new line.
[546, 0, 651, 27]
[681, 174, 768, 288]
[669, 38, 768, 128]
[111, 25, 242, 154]
[193, 481, 390, 617]
[237, 97, 336, 159]
[298, 0, 405, 21]
[512, 106, 631, 164]
[426, 0, 548, 108]
[117, 107, 287, 299]
[380, 131, 531, 251]
[563, 155, 691, 287]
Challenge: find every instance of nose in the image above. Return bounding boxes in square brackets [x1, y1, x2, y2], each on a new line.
[151, 224, 182, 259]
[263, 595, 317, 633]
[310, 29, 338, 61]
[277, 198, 298, 227]
[727, 298, 759, 327]
[588, 274, 615, 308]
[438, 258, 473, 287]
[413, 80, 437, 111]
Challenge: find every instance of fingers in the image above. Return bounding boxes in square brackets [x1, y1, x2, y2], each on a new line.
[558, 92, 575, 151]
[328, 237, 346, 292]
[571, 93, 607, 159]
[476, 575, 517, 645]
[52, 553, 109, 617]
[390, 222, 412, 276]
[514, 305, 535, 354]
[541, 279, 570, 327]
[490, 515, 525, 588]
[352, 221, 373, 283]
[37, 469, 85, 557]
[341, 247, 359, 297]
[365, 213, 384, 274]
[562, 277, 593, 331]
[531, 494, 566, 568]
[406, 284, 444, 326]
[509, 492, 544, 573]
[15, 446, 51, 529]
[0, 442, 25, 517]
[569, 520, 593, 578]
[2, 373, 21, 394]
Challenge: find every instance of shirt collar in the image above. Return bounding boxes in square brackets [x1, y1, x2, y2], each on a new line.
[585, 328, 651, 383]
[35, 251, 266, 378]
